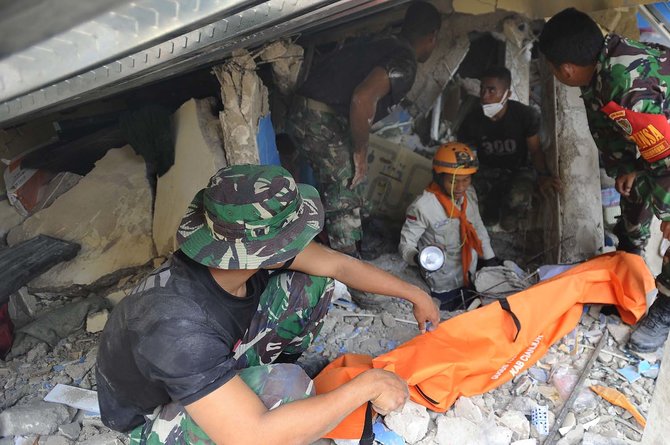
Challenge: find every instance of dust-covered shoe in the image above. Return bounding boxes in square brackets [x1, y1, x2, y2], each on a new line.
[628, 296, 670, 352]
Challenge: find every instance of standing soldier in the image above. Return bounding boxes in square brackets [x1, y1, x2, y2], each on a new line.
[539, 8, 670, 352]
[286, 1, 441, 257]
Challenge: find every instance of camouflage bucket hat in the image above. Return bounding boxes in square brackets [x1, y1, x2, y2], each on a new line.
[177, 164, 324, 269]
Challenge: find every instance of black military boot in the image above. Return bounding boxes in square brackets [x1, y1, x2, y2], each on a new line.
[612, 220, 645, 256]
[628, 296, 670, 352]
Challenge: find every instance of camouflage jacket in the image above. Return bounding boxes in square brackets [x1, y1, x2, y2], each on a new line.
[581, 34, 670, 178]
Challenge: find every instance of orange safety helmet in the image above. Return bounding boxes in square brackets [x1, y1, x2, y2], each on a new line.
[433, 142, 479, 175]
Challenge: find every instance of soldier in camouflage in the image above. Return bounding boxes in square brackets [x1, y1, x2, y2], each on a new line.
[96, 164, 439, 444]
[286, 1, 441, 257]
[540, 8, 670, 352]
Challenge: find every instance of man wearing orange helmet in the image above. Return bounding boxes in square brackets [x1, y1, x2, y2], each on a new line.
[399, 142, 500, 310]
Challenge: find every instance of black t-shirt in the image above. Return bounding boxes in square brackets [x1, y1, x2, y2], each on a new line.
[96, 251, 280, 432]
[298, 36, 417, 122]
[457, 100, 541, 170]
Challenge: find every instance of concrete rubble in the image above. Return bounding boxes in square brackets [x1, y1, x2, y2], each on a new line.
[213, 50, 269, 166]
[0, 250, 662, 445]
[6, 146, 156, 289]
[152, 98, 226, 257]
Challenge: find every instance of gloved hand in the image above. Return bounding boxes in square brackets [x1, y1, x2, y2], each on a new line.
[477, 256, 502, 270]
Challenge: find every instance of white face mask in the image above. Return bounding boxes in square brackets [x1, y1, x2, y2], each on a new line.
[482, 90, 509, 119]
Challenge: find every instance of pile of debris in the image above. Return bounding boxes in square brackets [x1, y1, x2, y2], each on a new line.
[0, 250, 660, 445]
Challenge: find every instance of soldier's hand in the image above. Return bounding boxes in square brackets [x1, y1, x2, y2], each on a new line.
[538, 175, 561, 198]
[358, 369, 409, 415]
[615, 172, 637, 197]
[350, 150, 368, 189]
[411, 290, 440, 334]
[661, 221, 670, 241]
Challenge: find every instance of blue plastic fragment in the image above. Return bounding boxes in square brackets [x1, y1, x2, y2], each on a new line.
[52, 365, 65, 372]
[618, 365, 641, 383]
[373, 420, 405, 445]
[314, 345, 325, 353]
[638, 360, 660, 378]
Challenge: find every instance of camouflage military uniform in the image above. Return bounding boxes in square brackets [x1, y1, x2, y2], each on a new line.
[127, 270, 334, 445]
[286, 96, 365, 251]
[97, 165, 336, 440]
[471, 167, 536, 228]
[581, 33, 670, 290]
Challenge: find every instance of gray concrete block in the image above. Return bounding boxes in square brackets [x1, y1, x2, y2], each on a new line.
[0, 401, 73, 436]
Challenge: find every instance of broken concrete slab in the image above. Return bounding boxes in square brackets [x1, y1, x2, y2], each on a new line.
[7, 146, 156, 288]
[153, 98, 226, 257]
[454, 396, 484, 424]
[435, 417, 487, 445]
[384, 400, 430, 443]
[0, 235, 80, 305]
[0, 401, 73, 436]
[104, 289, 127, 307]
[58, 421, 81, 441]
[259, 40, 304, 96]
[8, 287, 38, 329]
[78, 433, 125, 445]
[10, 297, 105, 357]
[499, 410, 530, 441]
[86, 310, 109, 333]
[213, 50, 268, 166]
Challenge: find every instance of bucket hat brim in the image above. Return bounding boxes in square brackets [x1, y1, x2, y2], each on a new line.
[177, 183, 324, 269]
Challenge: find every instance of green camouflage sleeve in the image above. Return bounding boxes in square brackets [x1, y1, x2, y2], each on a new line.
[620, 71, 670, 172]
[585, 104, 639, 177]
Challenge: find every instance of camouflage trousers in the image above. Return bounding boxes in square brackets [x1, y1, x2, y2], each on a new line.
[286, 96, 364, 251]
[617, 170, 670, 291]
[129, 271, 334, 445]
[472, 166, 535, 227]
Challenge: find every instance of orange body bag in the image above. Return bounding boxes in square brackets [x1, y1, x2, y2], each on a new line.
[314, 252, 653, 439]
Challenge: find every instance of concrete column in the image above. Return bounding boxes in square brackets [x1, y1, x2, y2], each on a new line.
[556, 84, 604, 262]
[541, 71, 603, 263]
[505, 42, 529, 105]
[641, 334, 670, 444]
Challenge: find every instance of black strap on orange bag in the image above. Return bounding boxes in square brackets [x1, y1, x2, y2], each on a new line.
[498, 298, 521, 341]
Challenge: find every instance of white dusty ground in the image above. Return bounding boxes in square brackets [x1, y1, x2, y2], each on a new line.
[0, 252, 663, 445]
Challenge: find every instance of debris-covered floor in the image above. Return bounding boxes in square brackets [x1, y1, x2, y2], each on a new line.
[0, 248, 662, 445]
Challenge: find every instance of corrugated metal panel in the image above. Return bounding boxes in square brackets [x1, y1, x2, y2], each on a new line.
[0, 0, 405, 127]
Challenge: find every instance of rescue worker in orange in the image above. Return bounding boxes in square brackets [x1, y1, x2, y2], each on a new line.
[399, 142, 501, 310]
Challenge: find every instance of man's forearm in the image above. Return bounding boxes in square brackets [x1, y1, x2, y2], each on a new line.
[530, 148, 550, 175]
[349, 95, 376, 155]
[335, 255, 423, 304]
[253, 375, 376, 445]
